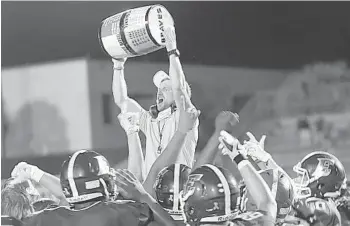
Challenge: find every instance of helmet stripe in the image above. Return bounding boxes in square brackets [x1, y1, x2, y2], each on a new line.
[204, 164, 231, 215]
[67, 150, 87, 197]
[271, 169, 279, 199]
[173, 163, 180, 211]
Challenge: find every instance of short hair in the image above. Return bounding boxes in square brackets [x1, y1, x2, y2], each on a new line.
[2, 178, 40, 204]
[1, 186, 34, 220]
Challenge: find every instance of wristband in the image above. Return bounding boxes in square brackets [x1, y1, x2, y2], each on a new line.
[113, 65, 124, 70]
[234, 154, 247, 165]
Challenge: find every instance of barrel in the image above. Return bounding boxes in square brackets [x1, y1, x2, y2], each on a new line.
[98, 5, 174, 59]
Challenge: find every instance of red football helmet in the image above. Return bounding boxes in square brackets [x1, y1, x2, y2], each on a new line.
[293, 151, 346, 199]
[180, 164, 243, 225]
[154, 164, 191, 221]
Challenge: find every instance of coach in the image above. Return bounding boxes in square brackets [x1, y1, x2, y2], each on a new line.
[111, 26, 199, 180]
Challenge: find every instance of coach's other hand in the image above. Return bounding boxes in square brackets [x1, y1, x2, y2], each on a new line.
[118, 112, 140, 135]
[215, 111, 239, 134]
[178, 95, 200, 134]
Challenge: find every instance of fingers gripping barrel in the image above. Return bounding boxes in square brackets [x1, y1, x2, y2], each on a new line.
[99, 5, 174, 59]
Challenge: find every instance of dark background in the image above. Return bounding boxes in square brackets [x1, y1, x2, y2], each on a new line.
[2, 1, 350, 69]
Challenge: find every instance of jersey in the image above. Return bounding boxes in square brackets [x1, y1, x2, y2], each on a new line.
[22, 200, 152, 226]
[282, 197, 341, 226]
[229, 210, 275, 226]
[139, 108, 199, 179]
[1, 216, 22, 226]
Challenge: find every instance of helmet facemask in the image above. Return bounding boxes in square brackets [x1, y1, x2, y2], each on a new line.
[293, 162, 313, 199]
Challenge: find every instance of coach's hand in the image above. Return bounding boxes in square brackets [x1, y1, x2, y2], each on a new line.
[164, 26, 177, 52]
[112, 58, 127, 69]
[214, 111, 239, 134]
[114, 169, 147, 203]
[11, 162, 45, 183]
[178, 95, 200, 134]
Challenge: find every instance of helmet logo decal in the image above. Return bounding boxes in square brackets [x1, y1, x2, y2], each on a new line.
[183, 174, 203, 201]
[312, 158, 334, 179]
[206, 202, 220, 212]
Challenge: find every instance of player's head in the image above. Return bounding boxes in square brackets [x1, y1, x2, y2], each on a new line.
[1, 184, 34, 220]
[244, 169, 294, 220]
[154, 163, 191, 221]
[2, 178, 40, 204]
[60, 150, 117, 205]
[181, 164, 243, 226]
[153, 71, 191, 112]
[293, 151, 346, 199]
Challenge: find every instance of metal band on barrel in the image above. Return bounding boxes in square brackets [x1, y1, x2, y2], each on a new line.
[119, 11, 138, 56]
[145, 6, 161, 47]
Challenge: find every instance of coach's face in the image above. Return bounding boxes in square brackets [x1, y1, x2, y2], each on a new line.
[156, 79, 174, 112]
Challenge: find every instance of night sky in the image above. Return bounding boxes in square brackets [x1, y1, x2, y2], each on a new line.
[2, 1, 350, 69]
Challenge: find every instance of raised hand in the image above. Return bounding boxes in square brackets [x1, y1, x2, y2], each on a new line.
[11, 162, 44, 183]
[112, 58, 127, 69]
[178, 95, 201, 134]
[117, 112, 140, 135]
[243, 132, 271, 162]
[114, 169, 147, 202]
[218, 130, 244, 161]
[215, 111, 239, 134]
[163, 26, 177, 51]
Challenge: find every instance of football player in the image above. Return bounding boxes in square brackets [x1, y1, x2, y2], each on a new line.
[239, 168, 295, 224]
[179, 130, 278, 226]
[1, 181, 34, 221]
[153, 164, 191, 225]
[11, 150, 175, 226]
[237, 132, 296, 222]
[291, 151, 346, 225]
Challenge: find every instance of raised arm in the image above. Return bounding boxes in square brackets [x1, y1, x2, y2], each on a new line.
[115, 169, 176, 226]
[163, 26, 194, 109]
[118, 112, 145, 182]
[143, 95, 200, 196]
[219, 131, 277, 220]
[112, 58, 145, 113]
[242, 132, 294, 188]
[193, 111, 239, 169]
[11, 162, 68, 206]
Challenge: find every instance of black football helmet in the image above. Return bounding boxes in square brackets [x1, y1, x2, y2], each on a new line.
[154, 164, 191, 221]
[180, 164, 243, 225]
[60, 150, 116, 204]
[293, 151, 346, 199]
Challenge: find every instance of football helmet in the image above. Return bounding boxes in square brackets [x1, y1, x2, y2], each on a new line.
[154, 164, 191, 221]
[242, 169, 294, 219]
[181, 164, 243, 225]
[293, 151, 346, 199]
[60, 150, 116, 204]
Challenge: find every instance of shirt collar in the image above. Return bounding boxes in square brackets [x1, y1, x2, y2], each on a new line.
[156, 107, 173, 120]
